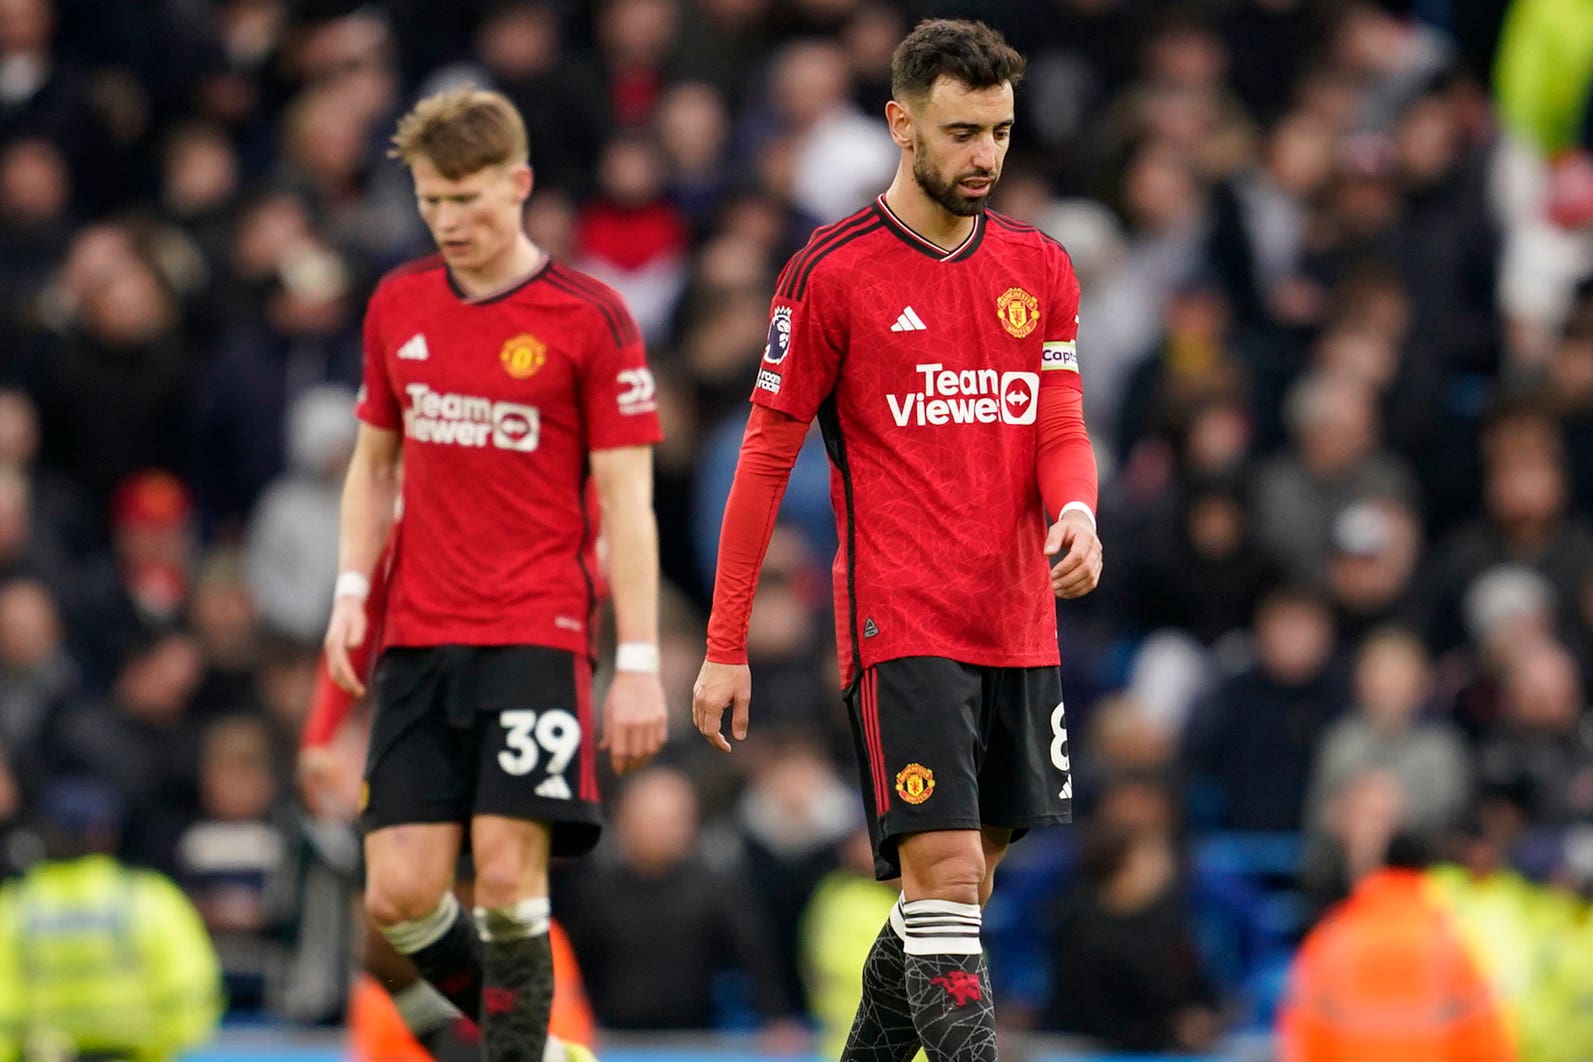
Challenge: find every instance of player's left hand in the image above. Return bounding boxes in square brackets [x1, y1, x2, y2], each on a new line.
[1046, 509, 1103, 599]
[601, 670, 668, 774]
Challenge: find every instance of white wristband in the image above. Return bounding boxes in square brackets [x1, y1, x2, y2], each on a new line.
[334, 571, 371, 602]
[1058, 502, 1096, 530]
[615, 642, 661, 674]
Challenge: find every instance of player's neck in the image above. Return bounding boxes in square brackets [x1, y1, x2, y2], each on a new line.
[450, 236, 546, 299]
[881, 175, 977, 252]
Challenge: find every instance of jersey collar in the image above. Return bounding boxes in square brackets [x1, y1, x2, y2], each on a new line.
[871, 194, 985, 263]
[445, 256, 553, 306]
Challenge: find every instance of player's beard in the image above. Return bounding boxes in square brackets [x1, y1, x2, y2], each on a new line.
[913, 138, 997, 218]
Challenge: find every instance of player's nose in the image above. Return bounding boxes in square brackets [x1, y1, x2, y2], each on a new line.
[972, 135, 998, 170]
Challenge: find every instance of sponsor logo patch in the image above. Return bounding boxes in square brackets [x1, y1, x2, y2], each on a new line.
[886, 363, 1038, 427]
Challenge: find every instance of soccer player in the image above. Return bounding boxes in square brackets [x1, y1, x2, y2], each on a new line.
[692, 19, 1101, 1062]
[325, 87, 667, 1062]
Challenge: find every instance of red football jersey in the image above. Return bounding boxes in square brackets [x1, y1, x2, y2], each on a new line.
[752, 198, 1084, 687]
[356, 256, 661, 654]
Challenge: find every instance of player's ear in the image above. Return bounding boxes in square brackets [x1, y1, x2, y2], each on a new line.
[513, 163, 534, 204]
[885, 98, 915, 150]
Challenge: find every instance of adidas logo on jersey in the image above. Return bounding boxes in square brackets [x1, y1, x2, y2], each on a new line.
[890, 306, 927, 332]
[397, 333, 430, 360]
[863, 617, 880, 638]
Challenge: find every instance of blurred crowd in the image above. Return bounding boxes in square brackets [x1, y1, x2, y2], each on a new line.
[3, 0, 1593, 1055]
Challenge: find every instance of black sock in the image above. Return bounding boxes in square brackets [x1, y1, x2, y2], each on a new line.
[841, 896, 922, 1062]
[416, 1019, 482, 1062]
[477, 898, 555, 1062]
[381, 893, 482, 1021]
[901, 899, 997, 1062]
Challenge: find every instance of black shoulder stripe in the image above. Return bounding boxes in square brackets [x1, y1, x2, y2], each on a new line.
[778, 214, 868, 299]
[778, 208, 877, 299]
[546, 273, 629, 348]
[558, 269, 640, 344]
[794, 220, 883, 300]
[988, 212, 1068, 254]
[548, 266, 639, 347]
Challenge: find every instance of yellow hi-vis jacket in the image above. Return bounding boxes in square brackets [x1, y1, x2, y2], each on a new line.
[0, 855, 223, 1062]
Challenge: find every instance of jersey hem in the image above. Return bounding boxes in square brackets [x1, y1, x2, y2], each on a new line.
[381, 631, 592, 658]
[845, 648, 1060, 687]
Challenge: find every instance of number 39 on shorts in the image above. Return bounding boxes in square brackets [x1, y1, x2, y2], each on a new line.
[498, 709, 581, 797]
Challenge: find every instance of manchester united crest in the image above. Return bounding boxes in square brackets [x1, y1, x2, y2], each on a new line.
[895, 763, 936, 805]
[500, 333, 548, 379]
[996, 287, 1040, 338]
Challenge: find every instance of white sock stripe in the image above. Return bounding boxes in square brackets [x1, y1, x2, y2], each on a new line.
[903, 912, 983, 925]
[903, 935, 983, 957]
[391, 982, 461, 1035]
[380, 892, 461, 955]
[475, 896, 552, 942]
[901, 898, 982, 919]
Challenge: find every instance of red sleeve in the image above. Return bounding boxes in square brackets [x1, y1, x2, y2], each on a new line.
[748, 252, 845, 422]
[1036, 246, 1096, 521]
[301, 541, 394, 749]
[704, 405, 810, 664]
[355, 287, 401, 429]
[581, 296, 663, 450]
[1037, 384, 1097, 521]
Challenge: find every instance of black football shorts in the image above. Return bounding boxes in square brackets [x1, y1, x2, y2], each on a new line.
[361, 644, 602, 856]
[846, 656, 1073, 880]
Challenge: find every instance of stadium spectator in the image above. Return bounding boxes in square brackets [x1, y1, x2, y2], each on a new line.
[1045, 776, 1221, 1053]
[0, 575, 78, 798]
[49, 628, 204, 870]
[558, 766, 795, 1033]
[1423, 405, 1593, 653]
[1280, 832, 1512, 1062]
[1252, 371, 1418, 583]
[1304, 628, 1468, 845]
[1475, 638, 1593, 829]
[1189, 585, 1346, 832]
[174, 713, 288, 1012]
[0, 776, 224, 1061]
[244, 384, 357, 644]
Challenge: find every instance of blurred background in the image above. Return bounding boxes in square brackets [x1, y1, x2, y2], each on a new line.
[2, 0, 1593, 1059]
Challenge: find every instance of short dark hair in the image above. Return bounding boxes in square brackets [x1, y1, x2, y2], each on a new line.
[890, 18, 1025, 104]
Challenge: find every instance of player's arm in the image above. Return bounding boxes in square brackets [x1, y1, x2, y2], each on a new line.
[695, 252, 845, 751]
[325, 424, 400, 695]
[590, 444, 668, 773]
[692, 405, 809, 752]
[1037, 255, 1102, 599]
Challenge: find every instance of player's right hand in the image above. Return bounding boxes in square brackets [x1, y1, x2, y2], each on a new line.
[324, 595, 369, 696]
[692, 659, 751, 753]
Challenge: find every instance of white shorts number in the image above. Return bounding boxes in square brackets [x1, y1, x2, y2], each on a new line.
[1049, 700, 1073, 800]
[498, 709, 582, 785]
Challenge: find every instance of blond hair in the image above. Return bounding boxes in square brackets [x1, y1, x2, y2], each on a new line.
[389, 87, 528, 178]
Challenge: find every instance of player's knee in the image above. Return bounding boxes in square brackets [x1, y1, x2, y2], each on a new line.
[364, 878, 451, 928]
[470, 855, 536, 909]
